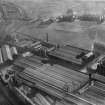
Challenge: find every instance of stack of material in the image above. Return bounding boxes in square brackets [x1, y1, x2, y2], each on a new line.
[13, 54, 105, 105]
[49, 45, 89, 66]
[13, 83, 73, 105]
[31, 41, 41, 47]
[14, 55, 44, 69]
[15, 65, 90, 105]
[92, 73, 105, 83]
[0, 44, 18, 64]
[13, 87, 36, 105]
[30, 41, 55, 56]
[34, 44, 42, 51]
[33, 93, 72, 105]
[76, 81, 105, 105]
[14, 55, 89, 96]
[32, 93, 52, 105]
[18, 65, 88, 93]
[14, 84, 70, 105]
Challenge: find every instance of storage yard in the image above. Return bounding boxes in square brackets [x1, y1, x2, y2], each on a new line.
[0, 33, 105, 105]
[1, 0, 105, 105]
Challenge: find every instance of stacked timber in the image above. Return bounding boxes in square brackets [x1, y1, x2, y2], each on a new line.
[11, 83, 75, 105]
[15, 59, 89, 95]
[30, 41, 41, 47]
[30, 41, 55, 57]
[14, 64, 91, 105]
[49, 45, 95, 66]
[76, 81, 105, 105]
[45, 95, 55, 105]
[92, 73, 105, 84]
[13, 87, 37, 105]
[14, 55, 44, 69]
[34, 93, 51, 105]
[13, 55, 105, 105]
[12, 84, 71, 105]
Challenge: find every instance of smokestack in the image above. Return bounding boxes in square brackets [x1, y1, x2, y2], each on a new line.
[91, 31, 98, 52]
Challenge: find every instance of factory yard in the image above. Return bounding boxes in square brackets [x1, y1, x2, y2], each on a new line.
[0, 0, 105, 105]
